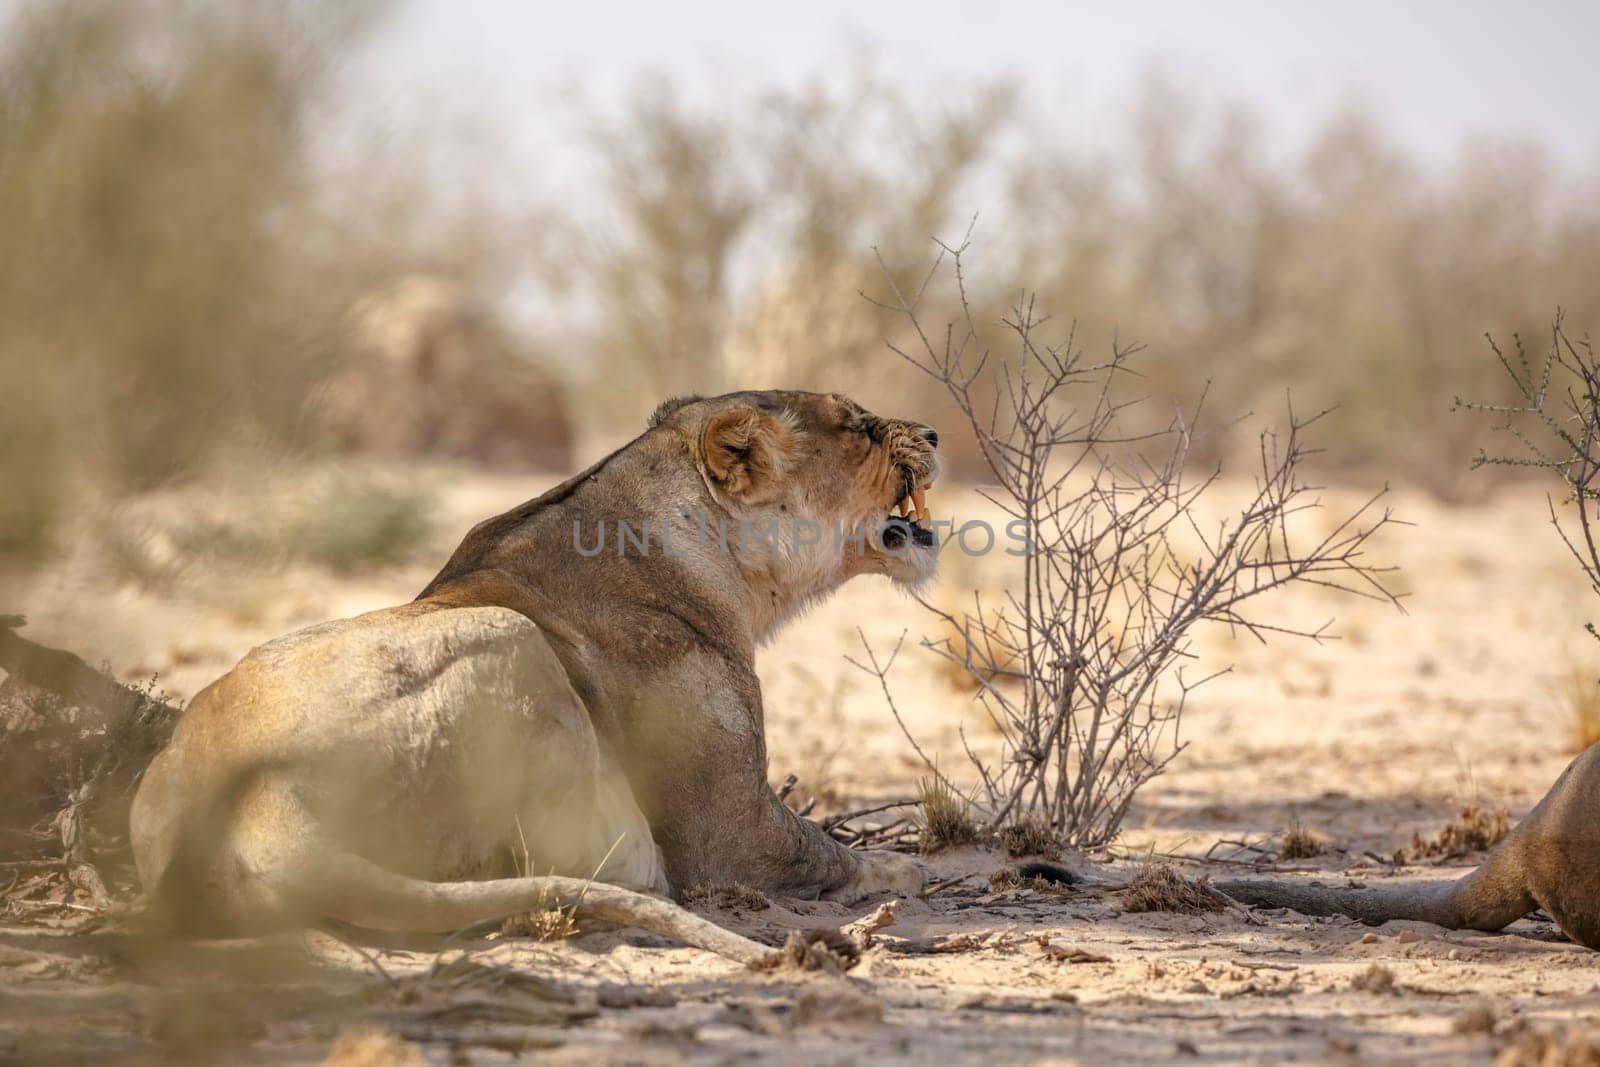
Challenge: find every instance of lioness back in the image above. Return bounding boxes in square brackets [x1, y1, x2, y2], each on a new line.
[130, 602, 663, 932]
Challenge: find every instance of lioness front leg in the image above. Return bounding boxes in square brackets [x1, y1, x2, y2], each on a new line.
[625, 653, 924, 902]
[747, 788, 925, 903]
[818, 839, 925, 903]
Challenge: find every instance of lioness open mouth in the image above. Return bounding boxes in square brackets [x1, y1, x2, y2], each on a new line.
[883, 474, 937, 550]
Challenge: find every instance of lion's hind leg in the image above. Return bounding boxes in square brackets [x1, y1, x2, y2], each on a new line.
[143, 772, 332, 937]
[297, 848, 766, 962]
[275, 804, 762, 962]
[166, 774, 763, 962]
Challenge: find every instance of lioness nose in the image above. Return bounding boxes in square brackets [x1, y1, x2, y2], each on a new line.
[923, 427, 939, 449]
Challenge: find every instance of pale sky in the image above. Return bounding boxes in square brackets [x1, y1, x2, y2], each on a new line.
[354, 0, 1600, 167]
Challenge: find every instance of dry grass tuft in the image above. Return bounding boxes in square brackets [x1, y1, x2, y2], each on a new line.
[1121, 863, 1228, 914]
[754, 928, 860, 975]
[1351, 963, 1397, 994]
[1000, 816, 1062, 859]
[1559, 665, 1600, 753]
[504, 909, 579, 941]
[499, 896, 580, 942]
[1279, 818, 1325, 860]
[916, 777, 981, 855]
[988, 867, 1023, 892]
[1494, 1023, 1600, 1067]
[683, 882, 771, 911]
[322, 1028, 429, 1067]
[1410, 802, 1511, 859]
[499, 841, 579, 941]
[1453, 999, 1502, 1036]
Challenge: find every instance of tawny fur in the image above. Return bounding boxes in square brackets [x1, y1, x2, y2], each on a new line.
[129, 391, 941, 959]
[1219, 744, 1600, 949]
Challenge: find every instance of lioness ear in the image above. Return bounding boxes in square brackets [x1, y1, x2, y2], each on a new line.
[700, 406, 792, 497]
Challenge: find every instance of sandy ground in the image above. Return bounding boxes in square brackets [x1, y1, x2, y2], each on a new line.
[3, 463, 1599, 1064]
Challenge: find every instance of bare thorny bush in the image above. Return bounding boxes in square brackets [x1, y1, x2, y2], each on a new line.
[1457, 313, 1600, 640]
[852, 238, 1403, 848]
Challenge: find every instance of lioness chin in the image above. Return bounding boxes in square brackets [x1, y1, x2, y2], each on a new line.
[130, 391, 942, 960]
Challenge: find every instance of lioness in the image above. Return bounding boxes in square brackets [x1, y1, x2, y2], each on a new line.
[129, 391, 939, 959]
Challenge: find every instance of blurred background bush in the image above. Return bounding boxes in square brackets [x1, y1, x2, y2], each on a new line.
[3, 0, 1597, 564]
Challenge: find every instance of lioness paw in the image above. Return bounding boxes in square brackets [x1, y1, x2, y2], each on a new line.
[823, 850, 925, 903]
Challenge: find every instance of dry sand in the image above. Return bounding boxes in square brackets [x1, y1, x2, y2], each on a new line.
[3, 468, 1598, 1064]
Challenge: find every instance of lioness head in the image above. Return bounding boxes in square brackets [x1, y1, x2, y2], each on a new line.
[650, 391, 942, 594]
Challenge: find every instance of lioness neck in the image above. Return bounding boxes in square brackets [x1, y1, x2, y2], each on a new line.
[419, 430, 844, 654]
[738, 551, 850, 645]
